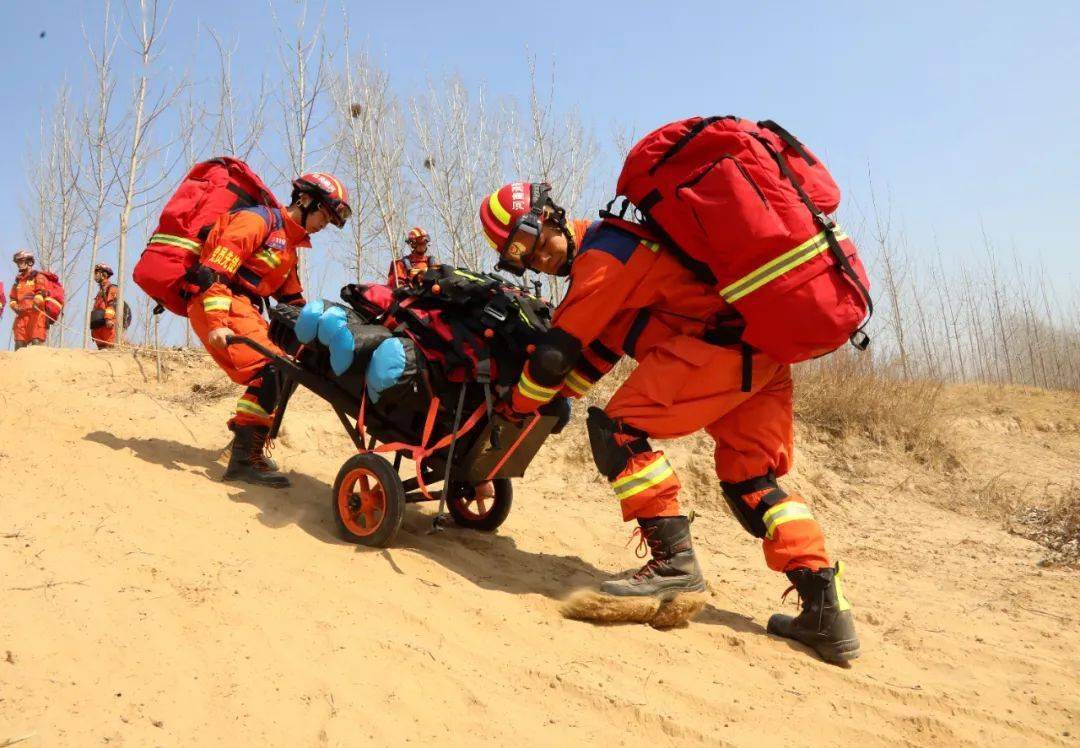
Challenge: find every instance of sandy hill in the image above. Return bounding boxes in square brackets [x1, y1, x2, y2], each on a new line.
[1, 347, 1077, 747]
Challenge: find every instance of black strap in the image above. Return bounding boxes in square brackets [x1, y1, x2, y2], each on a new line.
[756, 136, 874, 349]
[648, 116, 733, 175]
[741, 343, 753, 393]
[588, 340, 621, 366]
[757, 120, 817, 165]
[622, 309, 651, 358]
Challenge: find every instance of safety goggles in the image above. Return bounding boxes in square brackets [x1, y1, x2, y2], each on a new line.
[495, 183, 551, 276]
[319, 197, 352, 228]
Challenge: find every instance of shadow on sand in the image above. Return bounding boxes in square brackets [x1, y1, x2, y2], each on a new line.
[84, 429, 768, 636]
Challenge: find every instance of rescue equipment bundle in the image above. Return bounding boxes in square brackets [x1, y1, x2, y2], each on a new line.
[610, 116, 872, 363]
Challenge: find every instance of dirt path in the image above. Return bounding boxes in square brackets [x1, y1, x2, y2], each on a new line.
[1, 348, 1077, 746]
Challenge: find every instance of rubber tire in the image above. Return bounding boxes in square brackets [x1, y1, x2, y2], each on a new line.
[446, 478, 513, 532]
[332, 453, 406, 547]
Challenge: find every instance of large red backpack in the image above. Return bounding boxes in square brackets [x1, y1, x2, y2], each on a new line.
[133, 157, 281, 316]
[36, 271, 65, 325]
[612, 116, 872, 364]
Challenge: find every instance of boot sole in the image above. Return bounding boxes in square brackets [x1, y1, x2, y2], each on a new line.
[222, 473, 291, 489]
[767, 617, 861, 663]
[599, 580, 706, 601]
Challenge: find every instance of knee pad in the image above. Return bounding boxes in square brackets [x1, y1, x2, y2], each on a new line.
[249, 363, 282, 414]
[586, 407, 650, 480]
[720, 471, 788, 538]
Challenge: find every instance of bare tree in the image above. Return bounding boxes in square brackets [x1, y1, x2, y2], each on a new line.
[331, 33, 411, 283]
[408, 76, 505, 270]
[111, 0, 184, 350]
[205, 26, 268, 161]
[78, 0, 121, 349]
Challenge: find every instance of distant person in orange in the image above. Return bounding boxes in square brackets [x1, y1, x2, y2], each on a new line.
[90, 263, 120, 349]
[0, 281, 6, 321]
[8, 251, 50, 350]
[480, 181, 859, 663]
[187, 172, 352, 488]
[388, 227, 436, 287]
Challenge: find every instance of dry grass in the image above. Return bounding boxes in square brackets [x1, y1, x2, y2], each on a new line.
[794, 352, 955, 467]
[1008, 482, 1080, 567]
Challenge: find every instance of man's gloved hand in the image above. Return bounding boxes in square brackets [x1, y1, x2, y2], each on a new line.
[494, 397, 528, 426]
[33, 295, 45, 309]
[7, 300, 16, 311]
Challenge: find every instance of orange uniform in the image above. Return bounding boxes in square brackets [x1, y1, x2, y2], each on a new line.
[188, 205, 310, 428]
[9, 271, 50, 348]
[388, 251, 434, 287]
[510, 220, 829, 573]
[0, 282, 6, 318]
[91, 282, 120, 349]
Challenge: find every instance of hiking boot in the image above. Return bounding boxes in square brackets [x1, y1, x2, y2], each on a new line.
[599, 516, 706, 599]
[223, 425, 290, 488]
[227, 422, 278, 471]
[767, 562, 861, 663]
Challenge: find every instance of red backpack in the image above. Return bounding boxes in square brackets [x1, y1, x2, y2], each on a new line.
[612, 116, 872, 364]
[133, 157, 281, 316]
[36, 271, 65, 325]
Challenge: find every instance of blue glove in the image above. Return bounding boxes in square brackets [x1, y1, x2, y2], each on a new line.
[295, 299, 324, 343]
[329, 324, 357, 376]
[317, 305, 349, 346]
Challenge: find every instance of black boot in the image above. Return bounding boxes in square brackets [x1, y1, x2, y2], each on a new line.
[767, 562, 861, 663]
[599, 516, 706, 599]
[227, 422, 278, 471]
[223, 425, 290, 488]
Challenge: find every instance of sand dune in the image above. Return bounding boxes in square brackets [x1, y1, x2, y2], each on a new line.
[1, 347, 1077, 746]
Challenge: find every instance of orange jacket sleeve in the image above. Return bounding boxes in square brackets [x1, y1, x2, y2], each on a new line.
[194, 211, 272, 328]
[102, 285, 119, 320]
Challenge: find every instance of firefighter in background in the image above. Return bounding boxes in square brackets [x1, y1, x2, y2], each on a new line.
[188, 172, 352, 488]
[8, 251, 50, 350]
[0, 281, 6, 322]
[480, 182, 859, 664]
[388, 227, 436, 287]
[90, 263, 121, 349]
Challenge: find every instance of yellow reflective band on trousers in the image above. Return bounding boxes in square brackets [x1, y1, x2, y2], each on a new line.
[149, 233, 201, 254]
[203, 296, 232, 313]
[762, 501, 815, 540]
[611, 455, 675, 501]
[489, 192, 511, 225]
[720, 229, 850, 303]
[516, 371, 557, 403]
[564, 370, 593, 396]
[236, 398, 270, 419]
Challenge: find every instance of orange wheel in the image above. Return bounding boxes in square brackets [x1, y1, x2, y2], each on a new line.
[446, 479, 512, 532]
[331, 454, 405, 547]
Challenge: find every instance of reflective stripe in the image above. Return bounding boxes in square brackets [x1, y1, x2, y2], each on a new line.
[612, 456, 676, 501]
[150, 233, 201, 254]
[761, 501, 815, 540]
[483, 233, 499, 249]
[255, 248, 282, 268]
[202, 296, 232, 313]
[834, 560, 852, 612]
[235, 399, 270, 419]
[642, 240, 660, 253]
[489, 191, 511, 225]
[516, 372, 557, 403]
[720, 229, 850, 303]
[564, 370, 593, 396]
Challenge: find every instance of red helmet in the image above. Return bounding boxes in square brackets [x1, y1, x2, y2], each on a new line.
[405, 227, 429, 247]
[478, 182, 572, 275]
[94, 263, 114, 277]
[291, 172, 352, 228]
[13, 250, 34, 265]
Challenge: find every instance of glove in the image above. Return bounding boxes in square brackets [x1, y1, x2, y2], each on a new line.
[7, 300, 16, 311]
[494, 397, 528, 426]
[33, 295, 45, 309]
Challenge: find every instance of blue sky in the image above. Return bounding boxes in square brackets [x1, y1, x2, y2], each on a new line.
[1, 0, 1078, 305]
